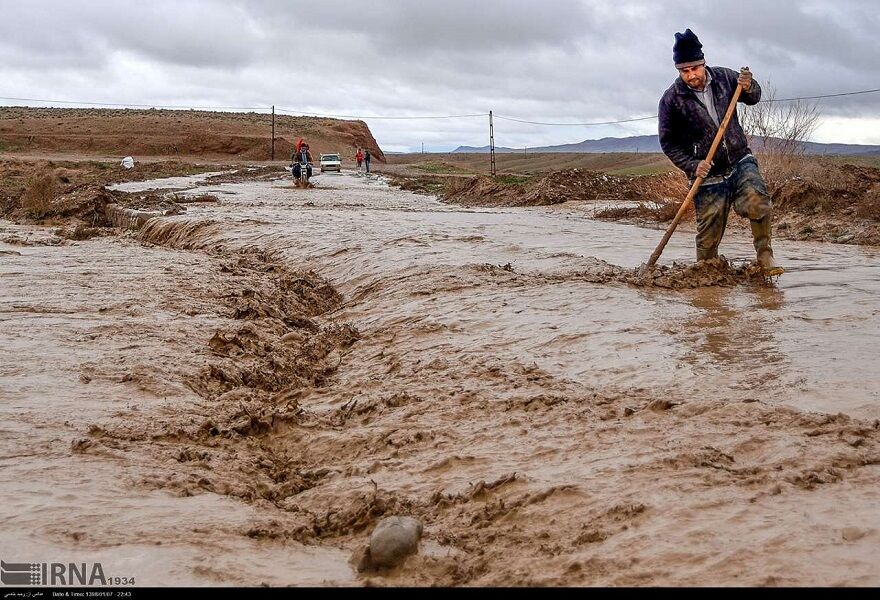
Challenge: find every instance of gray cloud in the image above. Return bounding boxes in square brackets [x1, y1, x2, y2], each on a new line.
[1, 0, 878, 150]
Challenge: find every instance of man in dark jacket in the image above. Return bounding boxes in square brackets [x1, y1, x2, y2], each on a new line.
[658, 29, 782, 275]
[291, 141, 313, 181]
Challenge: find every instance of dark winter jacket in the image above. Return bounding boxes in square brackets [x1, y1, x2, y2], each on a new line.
[292, 148, 313, 164]
[658, 66, 761, 179]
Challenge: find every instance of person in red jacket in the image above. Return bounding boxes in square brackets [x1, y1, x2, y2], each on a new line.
[355, 148, 364, 171]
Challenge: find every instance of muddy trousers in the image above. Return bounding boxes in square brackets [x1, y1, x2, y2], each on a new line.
[693, 156, 774, 262]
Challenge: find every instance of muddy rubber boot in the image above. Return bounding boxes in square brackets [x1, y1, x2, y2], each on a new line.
[751, 216, 784, 276]
[696, 247, 718, 262]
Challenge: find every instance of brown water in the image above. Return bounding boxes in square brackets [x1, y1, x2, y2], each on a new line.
[0, 224, 354, 586]
[142, 171, 880, 419]
[2, 171, 879, 586]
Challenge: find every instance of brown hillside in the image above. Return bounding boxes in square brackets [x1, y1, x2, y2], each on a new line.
[0, 107, 384, 162]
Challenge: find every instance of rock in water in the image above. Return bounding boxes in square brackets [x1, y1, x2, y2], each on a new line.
[369, 516, 423, 568]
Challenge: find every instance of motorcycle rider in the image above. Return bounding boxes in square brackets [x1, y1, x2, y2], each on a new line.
[291, 139, 313, 181]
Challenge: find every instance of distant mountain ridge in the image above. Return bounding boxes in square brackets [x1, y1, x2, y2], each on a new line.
[453, 135, 880, 156]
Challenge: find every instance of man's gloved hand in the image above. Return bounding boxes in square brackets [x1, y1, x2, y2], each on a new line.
[695, 159, 713, 178]
[737, 68, 752, 92]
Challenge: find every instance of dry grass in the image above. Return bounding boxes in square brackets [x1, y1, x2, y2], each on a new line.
[595, 198, 689, 223]
[854, 193, 880, 220]
[172, 193, 220, 204]
[20, 172, 57, 219]
[385, 152, 675, 177]
[752, 155, 880, 223]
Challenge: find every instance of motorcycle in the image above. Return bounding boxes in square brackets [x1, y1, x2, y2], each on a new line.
[290, 149, 314, 188]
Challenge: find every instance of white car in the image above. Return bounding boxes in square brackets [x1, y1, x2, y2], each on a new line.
[319, 153, 342, 172]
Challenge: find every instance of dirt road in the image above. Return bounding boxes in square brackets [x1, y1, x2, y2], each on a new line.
[2, 170, 878, 586]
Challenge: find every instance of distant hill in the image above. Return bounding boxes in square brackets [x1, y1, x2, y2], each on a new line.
[454, 135, 880, 156]
[0, 107, 385, 162]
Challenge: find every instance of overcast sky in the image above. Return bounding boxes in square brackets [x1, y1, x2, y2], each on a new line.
[1, 0, 878, 152]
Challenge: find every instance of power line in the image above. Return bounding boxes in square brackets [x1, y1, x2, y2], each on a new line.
[0, 96, 266, 111]
[495, 114, 657, 127]
[764, 87, 880, 103]
[0, 95, 486, 120]
[2, 85, 878, 126]
[275, 107, 485, 120]
[494, 87, 880, 127]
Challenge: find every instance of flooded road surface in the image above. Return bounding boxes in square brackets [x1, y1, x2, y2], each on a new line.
[142, 171, 880, 419]
[3, 171, 879, 586]
[108, 171, 228, 192]
[0, 224, 355, 586]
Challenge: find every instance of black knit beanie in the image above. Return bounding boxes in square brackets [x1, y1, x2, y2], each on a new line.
[673, 29, 704, 66]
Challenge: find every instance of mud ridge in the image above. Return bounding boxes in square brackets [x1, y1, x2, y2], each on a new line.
[565, 256, 770, 289]
[461, 257, 769, 291]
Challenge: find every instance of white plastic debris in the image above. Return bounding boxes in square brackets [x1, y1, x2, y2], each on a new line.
[121, 156, 135, 169]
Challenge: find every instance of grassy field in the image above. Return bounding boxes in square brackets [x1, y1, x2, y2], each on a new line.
[385, 151, 880, 178]
[385, 152, 678, 177]
[825, 154, 880, 169]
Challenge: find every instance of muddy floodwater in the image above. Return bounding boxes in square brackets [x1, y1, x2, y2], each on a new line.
[2, 171, 879, 586]
[131, 171, 880, 418]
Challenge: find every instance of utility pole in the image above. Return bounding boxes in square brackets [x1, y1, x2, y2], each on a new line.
[271, 105, 275, 161]
[489, 110, 496, 176]
[422, 142, 425, 154]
